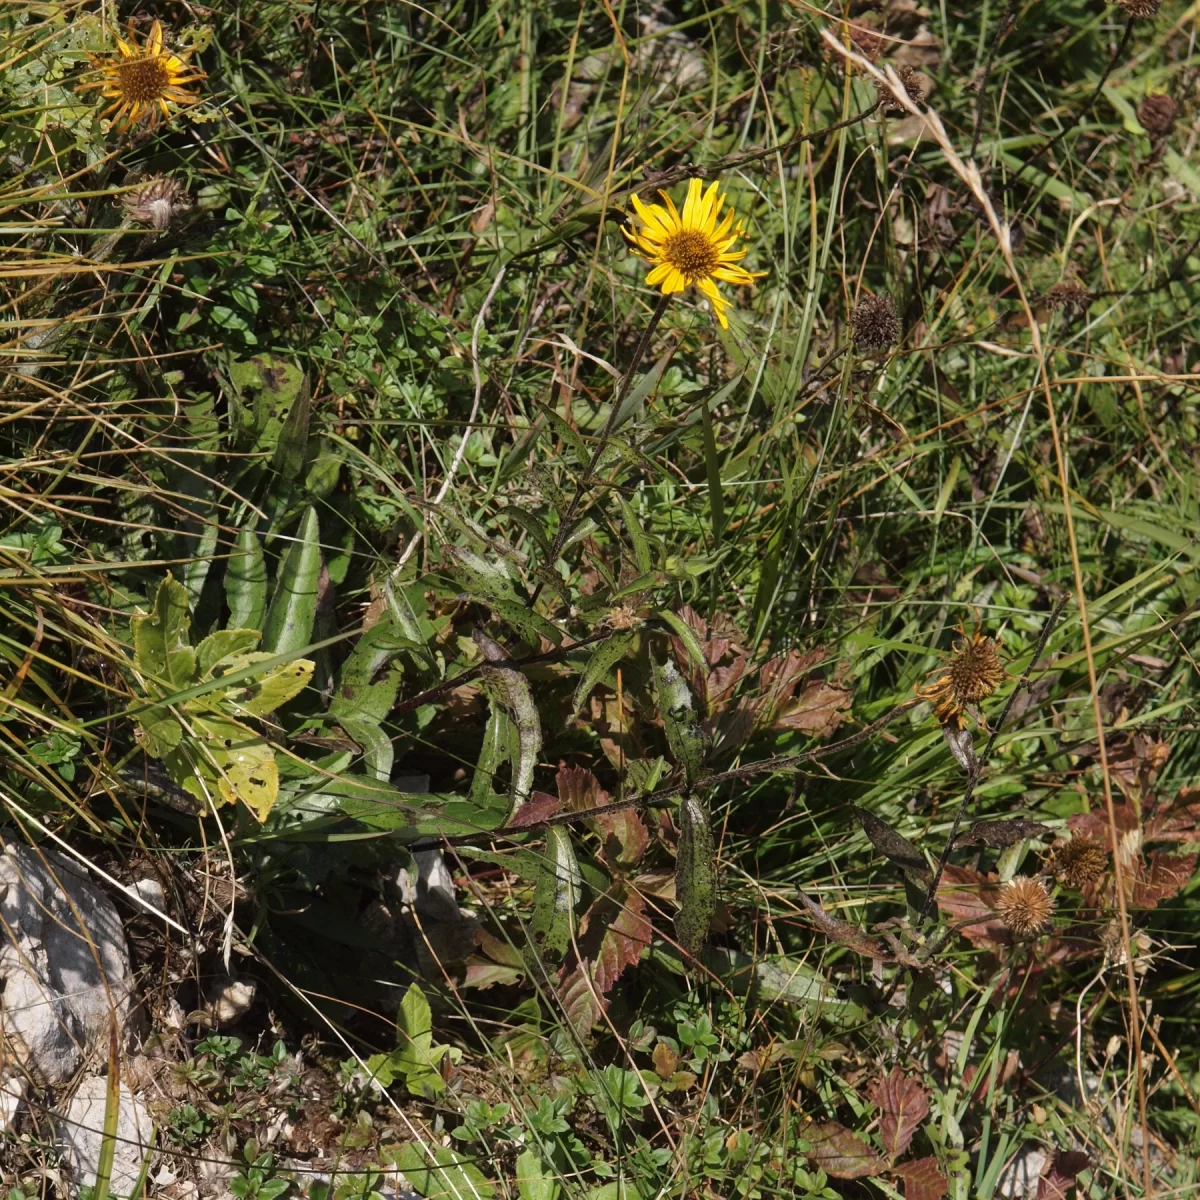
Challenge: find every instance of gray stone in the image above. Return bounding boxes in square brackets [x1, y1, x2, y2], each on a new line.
[996, 1144, 1047, 1199]
[57, 1075, 153, 1197]
[0, 843, 139, 1083]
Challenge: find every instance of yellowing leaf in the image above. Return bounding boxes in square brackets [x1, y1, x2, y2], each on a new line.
[132, 573, 194, 689]
[166, 714, 279, 820]
[202, 652, 314, 717]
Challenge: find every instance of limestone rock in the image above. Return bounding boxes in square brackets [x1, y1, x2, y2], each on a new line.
[57, 1075, 153, 1197]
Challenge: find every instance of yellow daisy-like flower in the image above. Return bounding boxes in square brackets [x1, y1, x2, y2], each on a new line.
[77, 20, 206, 131]
[623, 178, 765, 328]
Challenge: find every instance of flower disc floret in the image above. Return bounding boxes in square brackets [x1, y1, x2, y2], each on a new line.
[624, 178, 765, 328]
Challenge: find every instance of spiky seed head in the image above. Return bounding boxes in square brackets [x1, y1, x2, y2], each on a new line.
[851, 293, 899, 349]
[121, 176, 191, 230]
[876, 65, 925, 112]
[1050, 837, 1109, 889]
[1044, 282, 1091, 313]
[1117, 0, 1160, 18]
[996, 876, 1055, 936]
[1137, 93, 1178, 137]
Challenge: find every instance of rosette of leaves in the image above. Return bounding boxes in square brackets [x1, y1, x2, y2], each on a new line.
[128, 574, 313, 820]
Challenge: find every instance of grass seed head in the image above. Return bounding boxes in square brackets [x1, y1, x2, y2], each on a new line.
[122, 176, 192, 229]
[1137, 93, 1178, 136]
[1050, 837, 1109, 889]
[997, 876, 1055, 936]
[851, 293, 898, 349]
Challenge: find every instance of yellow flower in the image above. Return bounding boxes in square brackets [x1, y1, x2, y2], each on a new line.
[77, 20, 206, 131]
[623, 178, 765, 328]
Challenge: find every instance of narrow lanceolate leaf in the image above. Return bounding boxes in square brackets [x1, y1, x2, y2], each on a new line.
[271, 369, 311, 480]
[869, 1066, 931, 1161]
[656, 610, 706, 672]
[531, 826, 581, 958]
[475, 596, 564, 647]
[225, 524, 267, 632]
[854, 807, 932, 884]
[676, 795, 715, 957]
[446, 545, 518, 603]
[480, 662, 542, 816]
[262, 506, 321, 656]
[571, 630, 636, 719]
[471, 700, 510, 806]
[653, 654, 708, 785]
[617, 494, 654, 576]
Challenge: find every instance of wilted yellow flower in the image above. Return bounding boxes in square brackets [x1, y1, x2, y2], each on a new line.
[623, 178, 764, 328]
[919, 627, 1006, 730]
[77, 20, 206, 131]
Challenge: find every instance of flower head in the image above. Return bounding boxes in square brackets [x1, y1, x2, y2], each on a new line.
[1116, 0, 1160, 18]
[876, 65, 926, 113]
[996, 876, 1055, 937]
[624, 178, 765, 328]
[851, 293, 898, 349]
[1044, 282, 1091, 314]
[1137, 93, 1178, 137]
[121, 176, 192, 230]
[1050, 837, 1108, 889]
[77, 20, 206, 131]
[919, 627, 1006, 729]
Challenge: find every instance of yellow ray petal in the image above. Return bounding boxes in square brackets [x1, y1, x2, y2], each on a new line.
[147, 21, 164, 55]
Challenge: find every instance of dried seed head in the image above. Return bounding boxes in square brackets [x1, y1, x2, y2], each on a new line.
[919, 628, 1006, 729]
[1137, 93, 1178, 137]
[996, 876, 1055, 937]
[851, 293, 899, 349]
[1116, 0, 1160, 18]
[121, 176, 191, 230]
[876, 65, 925, 112]
[1044, 282, 1091, 314]
[1050, 837, 1109, 889]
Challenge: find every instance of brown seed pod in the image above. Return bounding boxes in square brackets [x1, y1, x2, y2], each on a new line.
[851, 293, 899, 350]
[1044, 282, 1091, 314]
[876, 65, 925, 113]
[1050, 836, 1109, 889]
[1116, 0, 1160, 18]
[1137, 93, 1178, 137]
[121, 176, 192, 230]
[996, 876, 1055, 936]
[919, 628, 1006, 729]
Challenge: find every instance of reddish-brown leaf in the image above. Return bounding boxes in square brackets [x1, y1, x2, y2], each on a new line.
[893, 1156, 948, 1200]
[1130, 850, 1197, 909]
[556, 765, 648, 869]
[508, 790, 563, 829]
[869, 1067, 930, 1160]
[1036, 1149, 1090, 1200]
[935, 865, 1010, 947]
[774, 679, 852, 738]
[804, 1122, 884, 1179]
[592, 889, 652, 995]
[558, 764, 605, 812]
[557, 962, 603, 1036]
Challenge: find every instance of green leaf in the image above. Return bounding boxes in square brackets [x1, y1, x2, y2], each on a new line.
[226, 523, 267, 632]
[196, 628, 261, 678]
[617, 495, 654, 576]
[479, 663, 542, 816]
[655, 610, 706, 672]
[262, 506, 321, 656]
[206, 652, 314, 717]
[675, 795, 716, 957]
[365, 983, 450, 1098]
[271, 368, 311, 480]
[391, 1142, 494, 1200]
[445, 545, 518, 603]
[571, 630, 637, 720]
[330, 617, 410, 724]
[471, 701, 510, 806]
[531, 826, 581, 959]
[139, 713, 183, 758]
[516, 1148, 560, 1200]
[652, 654, 708, 785]
[473, 596, 564, 647]
[538, 402, 590, 466]
[166, 713, 279, 820]
[132, 573, 194, 688]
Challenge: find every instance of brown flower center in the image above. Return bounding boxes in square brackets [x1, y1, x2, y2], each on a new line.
[948, 636, 1004, 704]
[663, 229, 720, 281]
[118, 57, 171, 102]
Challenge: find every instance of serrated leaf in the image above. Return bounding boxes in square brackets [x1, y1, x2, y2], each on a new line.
[804, 1122, 884, 1179]
[676, 795, 715, 956]
[592, 888, 651, 993]
[531, 826, 581, 958]
[653, 655, 708, 785]
[556, 766, 648, 870]
[571, 630, 637, 720]
[262, 506, 321, 656]
[869, 1067, 930, 1161]
[893, 1157, 948, 1200]
[133, 573, 194, 688]
[480, 663, 542, 817]
[226, 523, 267, 632]
[195, 628, 261, 678]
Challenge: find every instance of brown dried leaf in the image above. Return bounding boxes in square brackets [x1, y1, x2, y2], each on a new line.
[869, 1066, 930, 1161]
[557, 765, 648, 870]
[775, 679, 852, 737]
[652, 1042, 678, 1079]
[804, 1122, 884, 1179]
[956, 818, 1052, 849]
[856, 807, 931, 883]
[936, 865, 1010, 947]
[1036, 1149, 1090, 1200]
[591, 888, 652, 994]
[557, 962, 602, 1036]
[797, 889, 894, 960]
[1130, 851, 1197, 910]
[893, 1156, 948, 1200]
[508, 790, 564, 829]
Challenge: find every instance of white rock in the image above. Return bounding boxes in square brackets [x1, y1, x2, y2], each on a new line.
[203, 976, 257, 1028]
[0, 1075, 25, 1131]
[0, 845, 139, 1083]
[996, 1144, 1048, 1198]
[57, 1075, 153, 1197]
